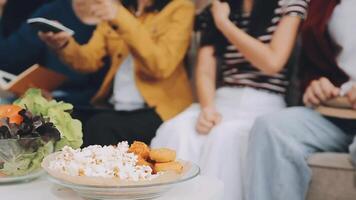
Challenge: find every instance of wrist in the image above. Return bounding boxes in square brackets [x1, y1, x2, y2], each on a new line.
[55, 40, 69, 51]
[215, 17, 230, 31]
[201, 105, 216, 111]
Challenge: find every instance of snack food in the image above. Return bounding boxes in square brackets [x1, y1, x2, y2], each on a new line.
[154, 161, 184, 174]
[46, 141, 184, 182]
[48, 142, 157, 181]
[128, 141, 150, 160]
[136, 156, 154, 169]
[149, 148, 176, 163]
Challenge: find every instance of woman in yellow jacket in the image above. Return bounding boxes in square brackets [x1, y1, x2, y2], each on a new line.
[39, 0, 194, 146]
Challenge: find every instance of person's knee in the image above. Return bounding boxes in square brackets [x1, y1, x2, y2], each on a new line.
[249, 110, 297, 146]
[208, 122, 243, 143]
[159, 112, 197, 134]
[251, 108, 315, 156]
[252, 107, 310, 137]
[252, 115, 280, 137]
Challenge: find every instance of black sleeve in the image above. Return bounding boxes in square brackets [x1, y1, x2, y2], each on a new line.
[200, 26, 218, 47]
[1, 0, 53, 37]
[195, 8, 218, 47]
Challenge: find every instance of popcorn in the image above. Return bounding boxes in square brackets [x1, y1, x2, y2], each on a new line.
[49, 142, 158, 181]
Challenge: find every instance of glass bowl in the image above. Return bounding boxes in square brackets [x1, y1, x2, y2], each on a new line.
[46, 161, 200, 200]
[0, 137, 54, 184]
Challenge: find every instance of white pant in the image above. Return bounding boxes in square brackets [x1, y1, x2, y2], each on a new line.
[151, 87, 286, 200]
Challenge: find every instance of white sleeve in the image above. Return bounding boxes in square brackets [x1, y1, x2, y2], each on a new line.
[281, 0, 310, 19]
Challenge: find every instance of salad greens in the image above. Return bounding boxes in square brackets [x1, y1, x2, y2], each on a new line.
[0, 109, 61, 142]
[14, 89, 83, 150]
[0, 88, 83, 176]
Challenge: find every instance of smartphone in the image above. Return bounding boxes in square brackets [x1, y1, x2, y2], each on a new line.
[27, 18, 75, 36]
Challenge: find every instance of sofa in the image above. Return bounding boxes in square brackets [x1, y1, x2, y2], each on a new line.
[307, 153, 356, 200]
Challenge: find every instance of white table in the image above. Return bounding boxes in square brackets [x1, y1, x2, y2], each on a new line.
[0, 175, 224, 200]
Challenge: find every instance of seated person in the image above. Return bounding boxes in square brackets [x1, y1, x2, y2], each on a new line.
[0, 0, 52, 37]
[245, 0, 356, 200]
[151, 0, 309, 200]
[39, 0, 195, 146]
[0, 0, 99, 105]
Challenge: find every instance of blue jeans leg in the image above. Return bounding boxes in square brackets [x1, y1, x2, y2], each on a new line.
[245, 107, 354, 200]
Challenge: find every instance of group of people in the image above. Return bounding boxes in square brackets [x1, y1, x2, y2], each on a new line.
[0, 0, 356, 200]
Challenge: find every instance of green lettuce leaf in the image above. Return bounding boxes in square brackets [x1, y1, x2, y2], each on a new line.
[0, 141, 54, 176]
[14, 88, 83, 150]
[0, 89, 83, 176]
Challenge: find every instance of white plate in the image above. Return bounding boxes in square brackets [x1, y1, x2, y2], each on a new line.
[42, 153, 200, 200]
[0, 170, 44, 184]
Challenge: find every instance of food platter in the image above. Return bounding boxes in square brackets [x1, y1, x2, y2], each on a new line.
[42, 153, 200, 200]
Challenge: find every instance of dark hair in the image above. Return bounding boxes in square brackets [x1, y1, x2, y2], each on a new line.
[196, 0, 279, 55]
[121, 0, 171, 12]
[226, 0, 279, 36]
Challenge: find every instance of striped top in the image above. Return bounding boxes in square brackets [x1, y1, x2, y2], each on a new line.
[201, 0, 309, 95]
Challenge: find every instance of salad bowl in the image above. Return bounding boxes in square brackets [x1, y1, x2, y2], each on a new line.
[0, 137, 52, 183]
[0, 88, 84, 184]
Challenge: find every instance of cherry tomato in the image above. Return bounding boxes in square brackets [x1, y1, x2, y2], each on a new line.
[0, 105, 24, 125]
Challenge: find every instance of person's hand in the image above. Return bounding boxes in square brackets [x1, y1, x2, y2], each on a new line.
[38, 31, 71, 50]
[211, 0, 231, 28]
[303, 77, 340, 107]
[345, 84, 356, 110]
[90, 0, 119, 21]
[136, 0, 152, 16]
[0, 0, 6, 7]
[196, 106, 222, 135]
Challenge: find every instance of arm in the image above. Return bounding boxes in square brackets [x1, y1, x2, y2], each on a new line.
[55, 24, 107, 73]
[0, 21, 45, 74]
[195, 46, 222, 134]
[212, 1, 302, 75]
[109, 2, 195, 79]
[303, 77, 340, 107]
[196, 46, 217, 109]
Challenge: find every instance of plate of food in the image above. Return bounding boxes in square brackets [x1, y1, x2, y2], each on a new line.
[0, 88, 83, 183]
[42, 141, 200, 200]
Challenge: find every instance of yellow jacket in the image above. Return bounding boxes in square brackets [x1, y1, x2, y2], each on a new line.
[59, 0, 194, 121]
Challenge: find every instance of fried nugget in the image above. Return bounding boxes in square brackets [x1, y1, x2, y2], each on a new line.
[136, 156, 154, 169]
[128, 141, 150, 159]
[154, 161, 183, 174]
[149, 148, 176, 163]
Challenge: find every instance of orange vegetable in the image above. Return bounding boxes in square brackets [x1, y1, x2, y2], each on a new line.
[0, 105, 24, 125]
[0, 171, 6, 177]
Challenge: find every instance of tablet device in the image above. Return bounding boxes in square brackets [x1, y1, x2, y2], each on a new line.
[27, 18, 75, 36]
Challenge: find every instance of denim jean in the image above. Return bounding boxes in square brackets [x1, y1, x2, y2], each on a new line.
[245, 107, 356, 200]
[350, 137, 356, 165]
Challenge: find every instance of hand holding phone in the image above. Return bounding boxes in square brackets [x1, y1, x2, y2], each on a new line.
[38, 31, 72, 50]
[27, 18, 75, 36]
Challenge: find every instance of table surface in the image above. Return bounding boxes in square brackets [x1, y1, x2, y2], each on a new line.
[0, 175, 224, 200]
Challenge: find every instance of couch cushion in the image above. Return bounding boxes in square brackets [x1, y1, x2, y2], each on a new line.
[306, 153, 356, 200]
